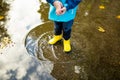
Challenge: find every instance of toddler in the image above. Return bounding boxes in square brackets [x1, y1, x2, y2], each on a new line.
[46, 0, 81, 53]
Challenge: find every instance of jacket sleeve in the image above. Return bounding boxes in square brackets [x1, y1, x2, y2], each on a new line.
[64, 0, 82, 11]
[46, 0, 58, 5]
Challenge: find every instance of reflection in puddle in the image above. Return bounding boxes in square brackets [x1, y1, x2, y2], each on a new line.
[25, 22, 89, 79]
[0, 0, 55, 80]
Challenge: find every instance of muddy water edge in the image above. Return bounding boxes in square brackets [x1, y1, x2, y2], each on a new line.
[0, 0, 10, 49]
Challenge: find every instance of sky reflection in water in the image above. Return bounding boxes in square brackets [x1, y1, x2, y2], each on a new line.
[0, 0, 54, 80]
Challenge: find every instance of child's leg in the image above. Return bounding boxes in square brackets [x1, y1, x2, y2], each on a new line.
[54, 21, 63, 35]
[48, 21, 63, 45]
[62, 20, 74, 40]
[62, 20, 74, 52]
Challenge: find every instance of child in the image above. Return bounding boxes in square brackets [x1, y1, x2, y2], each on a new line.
[46, 0, 81, 53]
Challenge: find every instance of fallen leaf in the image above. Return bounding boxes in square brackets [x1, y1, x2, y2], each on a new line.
[0, 37, 12, 49]
[0, 16, 4, 20]
[116, 15, 120, 19]
[0, 44, 5, 49]
[98, 26, 105, 32]
[99, 5, 105, 9]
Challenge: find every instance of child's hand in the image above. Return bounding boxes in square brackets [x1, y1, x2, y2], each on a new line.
[56, 8, 63, 15]
[53, 1, 63, 9]
[53, 1, 63, 15]
[56, 7, 66, 15]
[53, 1, 66, 15]
[61, 7, 66, 14]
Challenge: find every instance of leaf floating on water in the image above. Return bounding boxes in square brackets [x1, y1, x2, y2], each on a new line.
[0, 43, 5, 49]
[98, 26, 105, 32]
[99, 5, 105, 9]
[116, 15, 120, 19]
[0, 16, 4, 20]
[0, 37, 12, 49]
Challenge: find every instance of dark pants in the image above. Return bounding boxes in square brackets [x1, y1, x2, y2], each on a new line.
[54, 20, 74, 40]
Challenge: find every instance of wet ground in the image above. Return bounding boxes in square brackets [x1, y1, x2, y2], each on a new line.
[0, 0, 120, 80]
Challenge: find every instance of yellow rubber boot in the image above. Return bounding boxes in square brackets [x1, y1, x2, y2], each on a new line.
[63, 39, 71, 52]
[48, 35, 62, 45]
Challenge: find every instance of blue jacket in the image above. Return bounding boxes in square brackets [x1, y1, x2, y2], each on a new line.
[46, 0, 81, 22]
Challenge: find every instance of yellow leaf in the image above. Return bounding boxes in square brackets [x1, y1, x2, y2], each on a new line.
[0, 43, 5, 49]
[99, 5, 105, 9]
[116, 15, 120, 19]
[0, 37, 12, 49]
[98, 26, 105, 32]
[0, 16, 4, 20]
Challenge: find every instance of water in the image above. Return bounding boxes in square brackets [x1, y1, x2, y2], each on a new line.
[0, 0, 120, 80]
[25, 21, 88, 79]
[0, 0, 54, 80]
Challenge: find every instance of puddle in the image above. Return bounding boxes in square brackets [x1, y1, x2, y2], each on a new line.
[25, 21, 89, 79]
[0, 0, 120, 80]
[0, 0, 55, 80]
